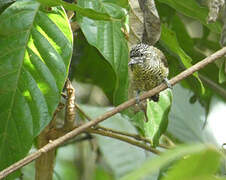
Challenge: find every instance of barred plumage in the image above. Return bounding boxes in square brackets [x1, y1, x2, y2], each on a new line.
[129, 43, 169, 101]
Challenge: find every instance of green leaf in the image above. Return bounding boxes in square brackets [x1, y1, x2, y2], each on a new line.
[96, 2, 127, 19]
[157, 3, 208, 60]
[160, 24, 205, 95]
[94, 167, 114, 180]
[36, 0, 126, 20]
[145, 89, 172, 146]
[0, 0, 72, 177]
[120, 144, 219, 180]
[170, 15, 194, 57]
[157, 0, 222, 34]
[71, 31, 116, 102]
[108, 0, 129, 9]
[0, 0, 15, 14]
[161, 24, 189, 66]
[156, 1, 176, 24]
[162, 148, 221, 180]
[77, 0, 129, 105]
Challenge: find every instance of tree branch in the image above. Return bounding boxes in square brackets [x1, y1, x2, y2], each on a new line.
[1, 47, 226, 179]
[87, 128, 161, 154]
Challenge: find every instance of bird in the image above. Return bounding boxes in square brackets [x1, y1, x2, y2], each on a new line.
[128, 43, 171, 102]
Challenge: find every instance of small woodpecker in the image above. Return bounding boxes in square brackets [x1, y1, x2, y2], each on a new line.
[129, 43, 170, 102]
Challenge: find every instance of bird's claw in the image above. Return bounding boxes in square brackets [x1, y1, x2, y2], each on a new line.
[164, 78, 172, 89]
[135, 91, 140, 104]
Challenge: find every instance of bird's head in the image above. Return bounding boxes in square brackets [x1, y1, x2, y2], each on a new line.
[128, 43, 150, 70]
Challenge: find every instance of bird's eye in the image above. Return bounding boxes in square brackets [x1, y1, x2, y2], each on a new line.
[130, 54, 135, 58]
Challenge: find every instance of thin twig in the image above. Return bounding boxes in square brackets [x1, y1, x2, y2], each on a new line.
[75, 102, 142, 138]
[75, 103, 170, 149]
[95, 126, 170, 148]
[199, 73, 226, 100]
[87, 128, 161, 154]
[74, 103, 92, 121]
[1, 47, 226, 179]
[96, 126, 144, 140]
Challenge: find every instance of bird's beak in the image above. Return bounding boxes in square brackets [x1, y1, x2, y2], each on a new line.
[128, 59, 137, 66]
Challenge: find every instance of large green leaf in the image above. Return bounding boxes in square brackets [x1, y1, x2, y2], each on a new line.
[157, 0, 222, 34]
[77, 0, 129, 105]
[120, 144, 220, 180]
[37, 0, 126, 20]
[0, 0, 72, 177]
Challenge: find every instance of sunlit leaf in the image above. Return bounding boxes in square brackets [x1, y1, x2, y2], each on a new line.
[36, 0, 125, 20]
[0, 0, 72, 178]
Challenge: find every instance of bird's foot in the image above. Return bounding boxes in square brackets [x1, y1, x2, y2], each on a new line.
[135, 90, 141, 104]
[163, 78, 172, 89]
